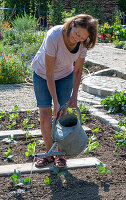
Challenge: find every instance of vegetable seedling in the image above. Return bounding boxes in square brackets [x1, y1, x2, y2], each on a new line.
[11, 169, 32, 187]
[92, 127, 101, 133]
[84, 135, 100, 153]
[0, 110, 5, 119]
[25, 142, 36, 157]
[24, 130, 32, 141]
[37, 139, 44, 145]
[23, 110, 34, 130]
[2, 134, 17, 146]
[96, 162, 111, 174]
[44, 166, 66, 185]
[3, 147, 14, 161]
[6, 105, 19, 129]
[78, 103, 89, 114]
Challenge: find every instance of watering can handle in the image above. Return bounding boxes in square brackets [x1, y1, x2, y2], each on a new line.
[51, 103, 82, 140]
[56, 103, 81, 123]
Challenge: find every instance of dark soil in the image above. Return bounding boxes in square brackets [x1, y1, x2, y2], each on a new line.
[0, 111, 126, 200]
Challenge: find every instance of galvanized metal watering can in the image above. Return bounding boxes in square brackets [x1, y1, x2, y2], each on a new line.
[35, 103, 88, 159]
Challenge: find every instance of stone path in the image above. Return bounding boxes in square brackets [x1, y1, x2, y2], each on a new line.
[0, 157, 101, 176]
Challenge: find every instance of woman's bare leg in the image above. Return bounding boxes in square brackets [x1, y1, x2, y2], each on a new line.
[39, 107, 53, 152]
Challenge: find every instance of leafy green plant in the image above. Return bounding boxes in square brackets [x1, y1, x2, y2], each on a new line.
[44, 166, 68, 185]
[6, 105, 19, 129]
[11, 169, 32, 187]
[92, 127, 101, 133]
[48, 0, 64, 25]
[114, 40, 126, 49]
[84, 135, 100, 153]
[81, 114, 88, 124]
[37, 139, 44, 145]
[23, 110, 34, 130]
[78, 103, 89, 114]
[3, 147, 13, 161]
[44, 177, 52, 185]
[61, 8, 75, 23]
[24, 131, 32, 142]
[0, 53, 28, 84]
[2, 134, 17, 146]
[11, 13, 37, 33]
[113, 119, 126, 156]
[25, 142, 36, 157]
[101, 91, 126, 114]
[96, 162, 111, 174]
[0, 110, 5, 119]
[98, 21, 126, 43]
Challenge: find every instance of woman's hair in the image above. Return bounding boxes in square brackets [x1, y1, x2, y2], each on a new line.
[63, 14, 98, 49]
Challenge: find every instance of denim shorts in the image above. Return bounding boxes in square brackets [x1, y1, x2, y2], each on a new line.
[33, 72, 73, 108]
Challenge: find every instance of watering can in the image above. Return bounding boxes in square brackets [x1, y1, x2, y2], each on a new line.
[35, 103, 88, 159]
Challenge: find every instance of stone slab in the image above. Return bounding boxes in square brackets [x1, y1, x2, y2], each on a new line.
[0, 157, 101, 176]
[0, 126, 91, 139]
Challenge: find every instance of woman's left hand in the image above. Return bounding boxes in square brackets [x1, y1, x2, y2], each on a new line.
[67, 93, 77, 108]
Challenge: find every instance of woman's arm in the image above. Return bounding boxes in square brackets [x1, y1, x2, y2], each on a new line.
[45, 53, 60, 117]
[68, 57, 84, 107]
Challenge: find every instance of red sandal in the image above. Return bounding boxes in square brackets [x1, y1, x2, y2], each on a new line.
[54, 157, 66, 168]
[35, 156, 54, 168]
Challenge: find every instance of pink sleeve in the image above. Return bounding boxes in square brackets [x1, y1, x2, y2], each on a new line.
[79, 47, 87, 58]
[44, 34, 57, 57]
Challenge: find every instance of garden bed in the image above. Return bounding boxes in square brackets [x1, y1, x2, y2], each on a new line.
[0, 113, 125, 199]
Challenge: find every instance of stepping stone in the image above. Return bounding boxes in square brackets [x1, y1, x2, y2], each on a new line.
[0, 157, 101, 176]
[0, 126, 92, 139]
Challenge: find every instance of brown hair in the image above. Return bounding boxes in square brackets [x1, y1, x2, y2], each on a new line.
[63, 14, 98, 49]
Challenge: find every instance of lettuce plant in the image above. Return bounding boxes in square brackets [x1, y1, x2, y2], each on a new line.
[25, 142, 36, 157]
[11, 170, 32, 187]
[84, 135, 100, 153]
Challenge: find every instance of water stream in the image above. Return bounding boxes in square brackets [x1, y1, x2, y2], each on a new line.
[30, 156, 36, 179]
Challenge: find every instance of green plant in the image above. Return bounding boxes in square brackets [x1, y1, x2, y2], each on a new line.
[37, 139, 44, 145]
[78, 103, 89, 114]
[96, 162, 111, 174]
[11, 13, 37, 34]
[0, 110, 5, 119]
[101, 91, 126, 114]
[2, 134, 17, 146]
[11, 169, 32, 187]
[61, 8, 75, 23]
[23, 110, 34, 130]
[81, 114, 88, 124]
[25, 142, 36, 157]
[48, 0, 64, 25]
[6, 105, 19, 129]
[24, 131, 32, 141]
[3, 147, 13, 161]
[113, 119, 126, 156]
[98, 21, 126, 43]
[114, 40, 126, 49]
[92, 127, 101, 133]
[84, 135, 100, 153]
[0, 54, 27, 84]
[44, 166, 68, 185]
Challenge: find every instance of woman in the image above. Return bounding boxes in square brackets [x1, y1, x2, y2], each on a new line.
[31, 14, 98, 167]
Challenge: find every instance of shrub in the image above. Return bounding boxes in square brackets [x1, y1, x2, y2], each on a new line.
[0, 54, 29, 84]
[11, 13, 37, 33]
[114, 40, 126, 49]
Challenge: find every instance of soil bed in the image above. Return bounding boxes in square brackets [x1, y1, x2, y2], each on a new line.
[0, 112, 126, 200]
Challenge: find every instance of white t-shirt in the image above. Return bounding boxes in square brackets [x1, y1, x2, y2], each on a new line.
[31, 25, 87, 80]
